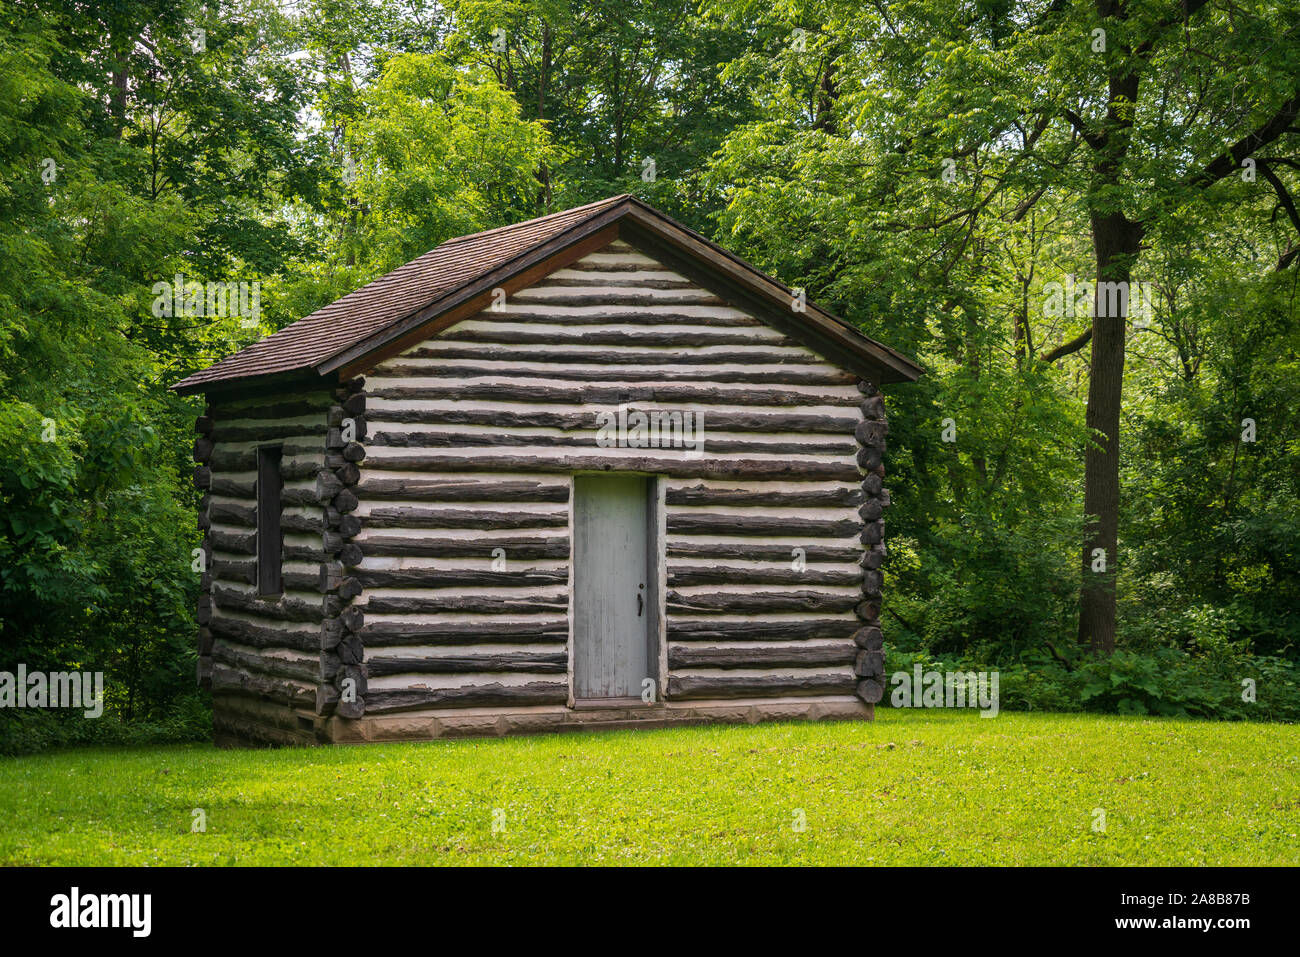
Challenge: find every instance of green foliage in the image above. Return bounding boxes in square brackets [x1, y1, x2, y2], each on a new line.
[0, 694, 209, 757]
[440, 0, 759, 227]
[705, 0, 1300, 675]
[1, 0, 1298, 757]
[0, 13, 204, 737]
[346, 53, 559, 270]
[886, 646, 1300, 722]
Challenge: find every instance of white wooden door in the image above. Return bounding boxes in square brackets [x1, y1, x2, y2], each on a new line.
[573, 475, 652, 700]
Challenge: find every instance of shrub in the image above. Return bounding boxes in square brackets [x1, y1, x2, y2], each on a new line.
[883, 645, 1300, 722]
[0, 693, 210, 756]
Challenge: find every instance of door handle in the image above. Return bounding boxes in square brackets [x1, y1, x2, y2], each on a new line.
[637, 591, 644, 617]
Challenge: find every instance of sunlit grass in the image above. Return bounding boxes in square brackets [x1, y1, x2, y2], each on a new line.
[1, 710, 1296, 865]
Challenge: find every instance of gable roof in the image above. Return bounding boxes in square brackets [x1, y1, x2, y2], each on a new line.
[173, 195, 922, 395]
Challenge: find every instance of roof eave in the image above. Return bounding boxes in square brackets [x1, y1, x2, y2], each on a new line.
[171, 366, 325, 398]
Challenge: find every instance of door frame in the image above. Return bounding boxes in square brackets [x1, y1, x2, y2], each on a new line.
[566, 472, 665, 709]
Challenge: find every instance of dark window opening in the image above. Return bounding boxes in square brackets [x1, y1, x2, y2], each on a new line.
[256, 445, 283, 596]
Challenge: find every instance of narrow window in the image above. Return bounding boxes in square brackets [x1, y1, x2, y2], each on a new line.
[256, 445, 283, 595]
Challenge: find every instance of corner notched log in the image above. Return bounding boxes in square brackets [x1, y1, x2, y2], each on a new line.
[853, 376, 889, 705]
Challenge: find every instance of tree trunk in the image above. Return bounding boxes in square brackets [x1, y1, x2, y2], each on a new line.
[1077, 210, 1143, 653]
[814, 57, 838, 134]
[535, 22, 552, 212]
[111, 56, 129, 137]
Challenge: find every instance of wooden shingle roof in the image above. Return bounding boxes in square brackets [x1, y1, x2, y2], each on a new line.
[173, 195, 921, 394]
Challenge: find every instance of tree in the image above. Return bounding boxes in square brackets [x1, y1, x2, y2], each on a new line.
[1056, 0, 1300, 651]
[346, 53, 559, 270]
[440, 0, 759, 226]
[705, 0, 1300, 653]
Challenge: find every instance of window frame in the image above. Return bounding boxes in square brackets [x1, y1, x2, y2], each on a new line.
[255, 444, 284, 597]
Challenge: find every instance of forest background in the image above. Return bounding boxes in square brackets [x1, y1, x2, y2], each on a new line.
[2, 0, 1297, 752]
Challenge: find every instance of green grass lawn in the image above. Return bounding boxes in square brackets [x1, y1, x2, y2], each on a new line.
[1, 710, 1296, 865]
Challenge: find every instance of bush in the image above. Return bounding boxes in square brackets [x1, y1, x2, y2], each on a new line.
[883, 645, 1300, 722]
[0, 693, 210, 756]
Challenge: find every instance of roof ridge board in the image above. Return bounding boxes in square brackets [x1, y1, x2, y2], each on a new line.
[310, 195, 631, 341]
[173, 199, 636, 393]
[435, 194, 632, 248]
[635, 201, 922, 375]
[175, 193, 922, 393]
[247, 198, 628, 334]
[618, 201, 923, 379]
[314, 202, 630, 376]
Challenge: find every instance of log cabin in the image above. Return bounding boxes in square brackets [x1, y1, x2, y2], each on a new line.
[173, 195, 923, 746]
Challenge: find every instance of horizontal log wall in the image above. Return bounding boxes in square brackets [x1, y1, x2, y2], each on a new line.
[197, 389, 331, 742]
[349, 470, 573, 715]
[354, 240, 875, 714]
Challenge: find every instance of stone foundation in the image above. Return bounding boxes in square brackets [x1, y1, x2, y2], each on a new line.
[213, 694, 872, 747]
